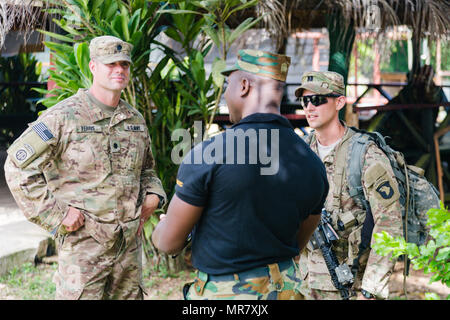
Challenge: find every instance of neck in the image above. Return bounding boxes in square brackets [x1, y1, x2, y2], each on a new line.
[241, 104, 280, 119]
[240, 90, 282, 119]
[89, 84, 122, 107]
[316, 120, 345, 146]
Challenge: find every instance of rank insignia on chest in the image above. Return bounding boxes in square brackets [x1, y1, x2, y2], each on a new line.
[124, 124, 145, 132]
[111, 140, 121, 153]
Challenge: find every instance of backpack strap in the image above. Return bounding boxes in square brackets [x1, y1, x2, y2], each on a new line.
[346, 128, 379, 278]
[330, 133, 354, 213]
[346, 130, 374, 211]
[303, 130, 315, 146]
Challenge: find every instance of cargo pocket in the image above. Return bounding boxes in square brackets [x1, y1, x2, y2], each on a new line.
[347, 225, 363, 263]
[83, 213, 117, 248]
[336, 210, 358, 232]
[63, 131, 111, 182]
[297, 251, 309, 281]
[53, 265, 84, 300]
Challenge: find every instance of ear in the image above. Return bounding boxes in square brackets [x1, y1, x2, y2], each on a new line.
[239, 77, 250, 97]
[335, 95, 346, 111]
[89, 60, 96, 74]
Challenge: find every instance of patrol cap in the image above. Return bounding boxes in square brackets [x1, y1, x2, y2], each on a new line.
[89, 36, 133, 64]
[295, 71, 345, 97]
[221, 49, 291, 82]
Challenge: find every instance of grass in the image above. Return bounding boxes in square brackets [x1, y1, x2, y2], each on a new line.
[0, 262, 57, 300]
[0, 261, 195, 300]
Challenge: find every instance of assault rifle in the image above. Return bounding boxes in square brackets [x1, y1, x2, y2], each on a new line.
[310, 209, 354, 300]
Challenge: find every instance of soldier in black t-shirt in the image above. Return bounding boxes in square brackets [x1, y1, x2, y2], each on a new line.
[152, 49, 329, 300]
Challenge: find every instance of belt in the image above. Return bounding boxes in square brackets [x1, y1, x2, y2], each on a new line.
[204, 259, 294, 282]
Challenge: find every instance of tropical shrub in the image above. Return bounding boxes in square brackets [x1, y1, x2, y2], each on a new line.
[372, 202, 450, 300]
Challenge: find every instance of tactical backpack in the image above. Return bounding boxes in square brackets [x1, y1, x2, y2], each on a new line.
[346, 127, 440, 247]
[305, 127, 441, 247]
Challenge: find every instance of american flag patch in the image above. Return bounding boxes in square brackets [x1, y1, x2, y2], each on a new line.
[32, 122, 54, 141]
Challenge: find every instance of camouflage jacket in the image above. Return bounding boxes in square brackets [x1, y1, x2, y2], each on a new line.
[299, 124, 403, 299]
[4, 89, 166, 247]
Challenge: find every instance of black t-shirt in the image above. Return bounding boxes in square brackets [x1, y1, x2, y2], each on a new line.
[175, 113, 328, 275]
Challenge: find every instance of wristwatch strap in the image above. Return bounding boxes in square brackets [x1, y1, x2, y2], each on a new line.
[361, 289, 375, 299]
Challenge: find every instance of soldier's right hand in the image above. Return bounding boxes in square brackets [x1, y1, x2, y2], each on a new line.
[62, 207, 85, 232]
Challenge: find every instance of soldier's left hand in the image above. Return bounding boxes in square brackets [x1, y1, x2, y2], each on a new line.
[137, 194, 160, 236]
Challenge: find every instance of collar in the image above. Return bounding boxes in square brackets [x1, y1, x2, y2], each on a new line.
[310, 121, 353, 164]
[231, 113, 293, 129]
[78, 89, 135, 126]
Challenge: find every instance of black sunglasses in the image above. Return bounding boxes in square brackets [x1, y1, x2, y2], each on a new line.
[299, 94, 342, 109]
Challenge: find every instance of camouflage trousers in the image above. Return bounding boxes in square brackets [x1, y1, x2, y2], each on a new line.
[53, 225, 144, 300]
[299, 274, 356, 300]
[185, 259, 304, 300]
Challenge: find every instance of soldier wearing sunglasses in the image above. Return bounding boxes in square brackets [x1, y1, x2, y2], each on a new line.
[295, 71, 403, 300]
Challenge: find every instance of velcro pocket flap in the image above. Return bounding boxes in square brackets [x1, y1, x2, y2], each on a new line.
[7, 129, 51, 168]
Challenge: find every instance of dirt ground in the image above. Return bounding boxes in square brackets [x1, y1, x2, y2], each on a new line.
[0, 260, 448, 300]
[388, 261, 449, 300]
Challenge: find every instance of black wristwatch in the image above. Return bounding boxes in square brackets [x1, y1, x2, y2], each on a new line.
[361, 289, 375, 299]
[156, 194, 164, 209]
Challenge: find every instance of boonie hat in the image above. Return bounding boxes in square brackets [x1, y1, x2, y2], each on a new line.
[295, 71, 345, 97]
[221, 49, 291, 82]
[89, 35, 133, 64]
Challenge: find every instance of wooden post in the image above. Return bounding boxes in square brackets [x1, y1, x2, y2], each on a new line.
[346, 40, 359, 128]
[373, 41, 381, 105]
[312, 38, 320, 71]
[434, 126, 450, 203]
[436, 39, 442, 85]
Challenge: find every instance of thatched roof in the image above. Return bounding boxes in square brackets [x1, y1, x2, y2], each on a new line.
[0, 0, 47, 48]
[1, 0, 449, 50]
[255, 0, 450, 49]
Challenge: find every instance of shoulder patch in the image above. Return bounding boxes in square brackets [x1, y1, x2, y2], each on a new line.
[376, 181, 394, 199]
[364, 162, 399, 206]
[7, 124, 53, 168]
[32, 122, 54, 141]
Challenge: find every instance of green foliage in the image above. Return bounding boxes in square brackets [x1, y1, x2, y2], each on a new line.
[430, 40, 450, 73]
[380, 40, 409, 73]
[373, 202, 450, 300]
[163, 0, 265, 135]
[0, 53, 42, 114]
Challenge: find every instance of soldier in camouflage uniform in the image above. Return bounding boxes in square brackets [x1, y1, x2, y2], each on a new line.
[4, 36, 167, 300]
[151, 49, 329, 300]
[295, 71, 403, 300]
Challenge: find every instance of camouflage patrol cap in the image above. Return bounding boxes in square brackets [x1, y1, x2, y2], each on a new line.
[295, 71, 345, 97]
[89, 36, 133, 64]
[221, 49, 291, 82]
